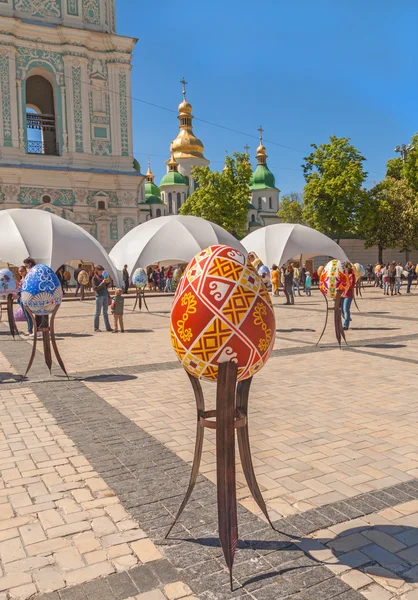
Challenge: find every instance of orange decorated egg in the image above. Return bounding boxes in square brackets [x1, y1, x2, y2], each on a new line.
[320, 259, 349, 299]
[170, 245, 276, 382]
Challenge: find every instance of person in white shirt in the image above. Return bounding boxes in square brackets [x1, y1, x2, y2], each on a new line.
[395, 262, 403, 294]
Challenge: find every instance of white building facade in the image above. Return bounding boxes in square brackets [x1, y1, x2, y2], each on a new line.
[0, 0, 144, 251]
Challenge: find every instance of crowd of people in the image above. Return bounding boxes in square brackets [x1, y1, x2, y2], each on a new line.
[368, 262, 418, 295]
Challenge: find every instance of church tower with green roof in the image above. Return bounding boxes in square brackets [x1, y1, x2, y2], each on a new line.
[248, 127, 280, 230]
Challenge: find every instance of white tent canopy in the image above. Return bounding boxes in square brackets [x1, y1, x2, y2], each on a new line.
[241, 223, 348, 267]
[110, 215, 248, 276]
[0, 209, 119, 283]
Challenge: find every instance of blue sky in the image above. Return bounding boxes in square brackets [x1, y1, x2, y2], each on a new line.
[116, 0, 418, 195]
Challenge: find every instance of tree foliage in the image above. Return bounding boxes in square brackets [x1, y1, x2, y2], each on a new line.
[386, 157, 403, 180]
[302, 136, 368, 243]
[179, 152, 252, 237]
[358, 177, 418, 263]
[401, 133, 418, 193]
[278, 192, 304, 223]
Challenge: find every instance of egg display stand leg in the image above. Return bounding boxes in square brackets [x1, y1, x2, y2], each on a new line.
[166, 362, 273, 590]
[141, 289, 149, 312]
[80, 285, 85, 301]
[7, 295, 18, 338]
[216, 361, 238, 591]
[23, 306, 68, 378]
[24, 309, 38, 378]
[316, 294, 329, 346]
[132, 289, 140, 311]
[236, 377, 275, 530]
[165, 372, 205, 538]
[50, 305, 69, 378]
[335, 291, 347, 347]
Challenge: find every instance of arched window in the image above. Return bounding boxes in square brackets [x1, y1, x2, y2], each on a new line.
[156, 208, 161, 217]
[177, 192, 181, 211]
[251, 214, 255, 222]
[269, 197, 272, 209]
[98, 201, 106, 210]
[258, 197, 262, 210]
[26, 74, 58, 156]
[168, 192, 173, 214]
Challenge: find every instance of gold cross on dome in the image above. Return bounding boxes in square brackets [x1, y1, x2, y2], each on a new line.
[180, 77, 188, 99]
[257, 125, 264, 143]
[244, 144, 250, 154]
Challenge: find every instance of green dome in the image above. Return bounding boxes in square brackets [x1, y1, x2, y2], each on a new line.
[145, 181, 161, 199]
[250, 164, 276, 190]
[146, 195, 164, 205]
[159, 171, 187, 187]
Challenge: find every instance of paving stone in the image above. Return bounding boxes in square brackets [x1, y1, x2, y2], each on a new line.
[0, 573, 33, 593]
[131, 539, 163, 563]
[33, 567, 65, 593]
[8, 583, 38, 599]
[106, 571, 138, 599]
[82, 578, 114, 600]
[65, 562, 115, 585]
[148, 559, 183, 586]
[128, 565, 160, 594]
[20, 522, 47, 545]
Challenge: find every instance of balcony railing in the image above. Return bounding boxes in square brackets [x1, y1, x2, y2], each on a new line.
[26, 112, 56, 132]
[26, 140, 59, 156]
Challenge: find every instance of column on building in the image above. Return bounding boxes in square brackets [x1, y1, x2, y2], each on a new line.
[159, 153, 187, 214]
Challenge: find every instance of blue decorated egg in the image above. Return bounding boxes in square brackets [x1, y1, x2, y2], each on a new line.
[21, 264, 63, 315]
[132, 268, 147, 289]
[0, 269, 18, 300]
[103, 270, 109, 279]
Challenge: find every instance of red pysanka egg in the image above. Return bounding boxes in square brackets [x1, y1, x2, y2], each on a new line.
[170, 245, 276, 382]
[320, 259, 349, 299]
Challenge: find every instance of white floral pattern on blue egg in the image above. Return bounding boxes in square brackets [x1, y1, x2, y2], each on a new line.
[132, 268, 147, 289]
[21, 264, 63, 315]
[0, 269, 18, 300]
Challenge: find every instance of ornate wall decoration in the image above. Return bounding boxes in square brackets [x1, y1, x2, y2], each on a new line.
[13, 0, 62, 18]
[0, 52, 12, 147]
[4, 185, 19, 202]
[86, 190, 119, 207]
[72, 64, 83, 153]
[18, 187, 76, 206]
[91, 139, 111, 156]
[123, 217, 135, 234]
[74, 188, 88, 204]
[118, 72, 129, 156]
[110, 218, 118, 241]
[16, 47, 64, 83]
[82, 0, 100, 24]
[118, 191, 135, 206]
[66, 0, 78, 15]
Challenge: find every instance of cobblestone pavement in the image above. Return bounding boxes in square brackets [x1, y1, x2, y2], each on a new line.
[1, 286, 418, 598]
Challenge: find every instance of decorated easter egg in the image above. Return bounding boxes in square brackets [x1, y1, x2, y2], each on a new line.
[102, 270, 109, 279]
[317, 265, 324, 277]
[320, 260, 349, 299]
[77, 270, 89, 286]
[354, 263, 365, 278]
[170, 245, 276, 382]
[0, 269, 18, 300]
[258, 265, 270, 277]
[132, 267, 147, 289]
[21, 264, 63, 315]
[63, 270, 71, 281]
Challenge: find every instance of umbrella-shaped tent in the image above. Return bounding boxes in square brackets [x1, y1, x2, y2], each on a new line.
[0, 209, 119, 283]
[110, 215, 247, 275]
[241, 223, 348, 267]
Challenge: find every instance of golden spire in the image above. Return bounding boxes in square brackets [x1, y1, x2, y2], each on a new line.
[256, 126, 267, 165]
[167, 151, 179, 172]
[223, 151, 229, 172]
[170, 78, 206, 160]
[145, 157, 155, 183]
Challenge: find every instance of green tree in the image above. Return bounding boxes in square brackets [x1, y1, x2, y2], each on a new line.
[277, 192, 304, 223]
[180, 152, 252, 237]
[358, 177, 418, 263]
[302, 136, 368, 243]
[386, 157, 403, 180]
[401, 134, 418, 192]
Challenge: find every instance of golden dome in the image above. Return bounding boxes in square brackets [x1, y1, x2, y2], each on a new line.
[178, 99, 192, 114]
[170, 79, 207, 160]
